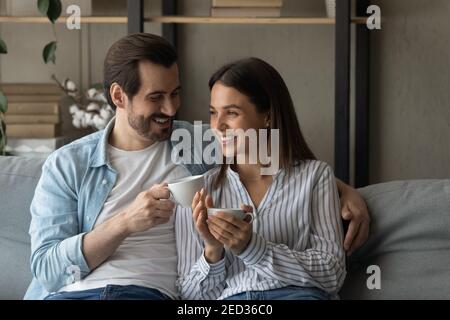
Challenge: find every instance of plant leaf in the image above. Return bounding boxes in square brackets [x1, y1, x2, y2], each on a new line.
[0, 120, 6, 155]
[0, 37, 7, 54]
[37, 0, 50, 16]
[47, 0, 62, 23]
[43, 41, 57, 64]
[0, 91, 8, 113]
[91, 83, 104, 90]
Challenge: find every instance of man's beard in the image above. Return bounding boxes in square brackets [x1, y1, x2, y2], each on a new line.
[127, 107, 174, 142]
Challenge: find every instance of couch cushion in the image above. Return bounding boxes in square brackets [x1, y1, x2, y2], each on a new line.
[340, 180, 450, 299]
[0, 156, 45, 300]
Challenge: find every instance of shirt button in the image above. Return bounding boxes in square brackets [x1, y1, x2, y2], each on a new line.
[86, 216, 91, 222]
[102, 179, 107, 185]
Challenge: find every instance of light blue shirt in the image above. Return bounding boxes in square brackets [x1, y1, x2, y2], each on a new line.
[24, 118, 213, 300]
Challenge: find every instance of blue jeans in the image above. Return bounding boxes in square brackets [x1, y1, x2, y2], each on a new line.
[224, 286, 335, 300]
[44, 285, 171, 300]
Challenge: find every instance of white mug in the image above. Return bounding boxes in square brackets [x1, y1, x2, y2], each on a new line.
[167, 175, 204, 208]
[207, 208, 254, 223]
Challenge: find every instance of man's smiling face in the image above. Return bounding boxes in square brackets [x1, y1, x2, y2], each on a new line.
[125, 60, 181, 143]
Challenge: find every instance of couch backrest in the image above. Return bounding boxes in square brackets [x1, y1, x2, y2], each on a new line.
[0, 156, 46, 300]
[340, 180, 450, 299]
[2, 155, 450, 300]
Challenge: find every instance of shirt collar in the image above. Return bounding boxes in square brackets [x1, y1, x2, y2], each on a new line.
[90, 116, 116, 168]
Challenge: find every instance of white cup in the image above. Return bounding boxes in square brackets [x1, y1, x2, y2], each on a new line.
[207, 208, 254, 223]
[167, 175, 204, 207]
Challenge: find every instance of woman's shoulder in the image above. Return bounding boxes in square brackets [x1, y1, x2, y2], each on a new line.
[291, 159, 335, 180]
[296, 159, 333, 172]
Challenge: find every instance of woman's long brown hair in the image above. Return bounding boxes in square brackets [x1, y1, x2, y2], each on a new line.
[209, 57, 316, 188]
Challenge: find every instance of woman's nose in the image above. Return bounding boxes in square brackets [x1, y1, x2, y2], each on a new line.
[216, 116, 228, 131]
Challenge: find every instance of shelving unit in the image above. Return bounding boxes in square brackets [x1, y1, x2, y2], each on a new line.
[0, 16, 367, 25]
[146, 16, 368, 25]
[0, 16, 128, 23]
[127, 0, 370, 187]
[0, 0, 371, 186]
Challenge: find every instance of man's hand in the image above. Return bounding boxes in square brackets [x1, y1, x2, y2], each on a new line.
[121, 183, 175, 235]
[339, 184, 370, 256]
[83, 183, 175, 270]
[206, 204, 253, 256]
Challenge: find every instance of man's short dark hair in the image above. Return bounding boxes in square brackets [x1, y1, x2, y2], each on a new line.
[103, 33, 177, 110]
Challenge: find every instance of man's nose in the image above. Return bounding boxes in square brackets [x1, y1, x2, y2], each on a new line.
[161, 96, 178, 117]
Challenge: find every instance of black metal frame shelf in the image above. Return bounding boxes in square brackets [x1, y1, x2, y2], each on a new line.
[127, 0, 370, 187]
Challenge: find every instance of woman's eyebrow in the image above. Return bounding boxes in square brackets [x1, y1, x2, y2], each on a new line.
[209, 104, 241, 110]
[223, 104, 241, 110]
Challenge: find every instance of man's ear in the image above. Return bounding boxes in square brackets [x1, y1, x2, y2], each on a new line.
[110, 83, 126, 110]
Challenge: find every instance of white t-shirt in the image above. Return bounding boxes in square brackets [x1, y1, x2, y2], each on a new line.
[60, 141, 190, 298]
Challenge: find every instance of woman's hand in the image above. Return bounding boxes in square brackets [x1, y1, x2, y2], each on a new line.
[337, 182, 370, 256]
[206, 204, 254, 256]
[192, 189, 223, 263]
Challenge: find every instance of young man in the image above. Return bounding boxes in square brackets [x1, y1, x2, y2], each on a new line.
[25, 33, 369, 300]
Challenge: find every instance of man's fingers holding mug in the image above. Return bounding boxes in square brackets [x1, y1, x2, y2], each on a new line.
[153, 216, 170, 226]
[156, 199, 175, 211]
[154, 208, 174, 219]
[149, 184, 171, 200]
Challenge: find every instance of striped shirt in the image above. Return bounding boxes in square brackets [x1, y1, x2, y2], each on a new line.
[175, 160, 346, 300]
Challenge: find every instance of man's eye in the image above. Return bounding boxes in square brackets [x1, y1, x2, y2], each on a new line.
[149, 95, 163, 101]
[171, 91, 180, 97]
[228, 111, 238, 116]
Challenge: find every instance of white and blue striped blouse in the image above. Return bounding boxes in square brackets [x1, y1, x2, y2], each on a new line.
[175, 160, 346, 300]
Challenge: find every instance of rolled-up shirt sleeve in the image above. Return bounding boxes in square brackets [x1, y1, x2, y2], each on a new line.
[29, 154, 90, 293]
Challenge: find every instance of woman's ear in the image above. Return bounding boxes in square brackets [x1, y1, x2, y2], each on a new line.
[265, 114, 271, 128]
[110, 83, 126, 110]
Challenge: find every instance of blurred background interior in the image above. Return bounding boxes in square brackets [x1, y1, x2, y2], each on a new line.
[0, 0, 449, 186]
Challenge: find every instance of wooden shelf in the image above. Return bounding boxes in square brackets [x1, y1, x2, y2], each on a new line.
[146, 16, 368, 25]
[0, 16, 127, 24]
[0, 16, 367, 25]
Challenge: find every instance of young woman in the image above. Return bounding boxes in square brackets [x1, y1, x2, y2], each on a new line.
[176, 57, 346, 300]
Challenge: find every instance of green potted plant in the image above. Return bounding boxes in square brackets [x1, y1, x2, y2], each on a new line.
[0, 38, 7, 155]
[0, 0, 62, 155]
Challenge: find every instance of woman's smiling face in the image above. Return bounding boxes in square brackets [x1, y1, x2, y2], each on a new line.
[209, 82, 269, 158]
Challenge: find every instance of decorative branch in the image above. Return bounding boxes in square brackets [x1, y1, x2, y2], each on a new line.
[51, 75, 113, 130]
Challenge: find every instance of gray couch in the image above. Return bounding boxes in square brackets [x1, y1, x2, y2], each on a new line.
[1, 155, 449, 300]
